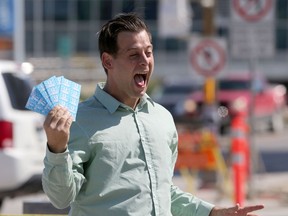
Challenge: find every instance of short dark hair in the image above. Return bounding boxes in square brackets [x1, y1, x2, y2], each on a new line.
[98, 12, 152, 57]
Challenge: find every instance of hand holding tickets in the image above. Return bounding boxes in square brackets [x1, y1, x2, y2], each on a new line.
[26, 76, 81, 120]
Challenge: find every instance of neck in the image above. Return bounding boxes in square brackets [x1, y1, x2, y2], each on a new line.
[103, 84, 140, 110]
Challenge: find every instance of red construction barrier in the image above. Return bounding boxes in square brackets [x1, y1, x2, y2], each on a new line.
[230, 112, 250, 206]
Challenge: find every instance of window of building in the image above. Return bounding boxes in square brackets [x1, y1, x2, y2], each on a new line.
[276, 27, 288, 50]
[164, 38, 186, 52]
[144, 0, 158, 20]
[99, 0, 113, 20]
[77, 0, 91, 21]
[76, 29, 90, 52]
[191, 2, 203, 33]
[54, 0, 69, 21]
[122, 0, 135, 13]
[277, 0, 288, 19]
[43, 30, 56, 54]
[25, 0, 34, 21]
[276, 0, 288, 49]
[43, 0, 54, 21]
[25, 29, 34, 54]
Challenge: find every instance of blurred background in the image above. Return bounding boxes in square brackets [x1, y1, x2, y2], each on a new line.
[1, 0, 288, 215]
[1, 0, 288, 94]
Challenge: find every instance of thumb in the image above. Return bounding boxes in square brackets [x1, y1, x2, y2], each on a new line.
[227, 203, 240, 213]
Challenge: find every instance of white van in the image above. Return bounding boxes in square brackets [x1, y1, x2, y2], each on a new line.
[0, 60, 46, 207]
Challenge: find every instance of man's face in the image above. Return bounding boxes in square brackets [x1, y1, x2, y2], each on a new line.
[103, 30, 154, 108]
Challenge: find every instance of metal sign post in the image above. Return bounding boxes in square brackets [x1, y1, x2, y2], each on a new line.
[187, 0, 228, 190]
[189, 36, 227, 132]
[230, 0, 275, 59]
[230, 0, 275, 199]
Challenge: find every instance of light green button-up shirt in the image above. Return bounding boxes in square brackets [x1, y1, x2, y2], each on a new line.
[42, 83, 214, 216]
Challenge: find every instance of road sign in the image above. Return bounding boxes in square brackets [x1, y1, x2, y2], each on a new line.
[189, 37, 226, 77]
[232, 0, 273, 22]
[230, 0, 275, 59]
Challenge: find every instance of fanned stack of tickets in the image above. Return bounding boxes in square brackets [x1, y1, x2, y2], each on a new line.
[25, 76, 81, 120]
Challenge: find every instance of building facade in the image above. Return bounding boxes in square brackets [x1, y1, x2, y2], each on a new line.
[0, 0, 285, 87]
[23, 0, 288, 57]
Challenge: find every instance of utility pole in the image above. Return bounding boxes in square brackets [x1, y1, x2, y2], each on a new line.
[200, 0, 218, 132]
[203, 0, 216, 105]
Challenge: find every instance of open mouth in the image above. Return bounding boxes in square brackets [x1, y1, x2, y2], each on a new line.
[134, 73, 147, 88]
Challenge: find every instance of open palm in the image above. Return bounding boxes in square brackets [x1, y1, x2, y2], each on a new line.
[210, 204, 264, 216]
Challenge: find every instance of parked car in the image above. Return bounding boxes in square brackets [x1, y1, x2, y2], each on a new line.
[0, 60, 46, 207]
[177, 72, 287, 134]
[151, 77, 202, 117]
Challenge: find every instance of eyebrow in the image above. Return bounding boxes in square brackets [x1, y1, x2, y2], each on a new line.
[126, 45, 153, 52]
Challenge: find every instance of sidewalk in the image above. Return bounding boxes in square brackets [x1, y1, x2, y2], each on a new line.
[172, 172, 288, 216]
[1, 172, 287, 215]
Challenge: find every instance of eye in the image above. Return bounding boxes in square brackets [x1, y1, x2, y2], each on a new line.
[146, 51, 153, 57]
[129, 53, 139, 59]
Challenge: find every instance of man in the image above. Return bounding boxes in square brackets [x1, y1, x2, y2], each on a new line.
[42, 13, 264, 216]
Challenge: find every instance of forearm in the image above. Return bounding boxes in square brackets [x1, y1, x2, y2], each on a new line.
[42, 147, 85, 209]
[170, 184, 214, 216]
[208, 206, 220, 216]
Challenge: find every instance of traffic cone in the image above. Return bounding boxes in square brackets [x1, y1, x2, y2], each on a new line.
[230, 112, 249, 206]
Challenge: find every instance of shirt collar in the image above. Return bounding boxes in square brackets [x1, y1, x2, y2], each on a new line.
[94, 82, 154, 113]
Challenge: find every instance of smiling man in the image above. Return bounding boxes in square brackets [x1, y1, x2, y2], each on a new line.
[101, 29, 153, 109]
[42, 13, 264, 216]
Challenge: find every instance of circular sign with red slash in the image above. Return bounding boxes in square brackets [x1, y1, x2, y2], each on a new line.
[190, 38, 226, 77]
[233, 0, 273, 22]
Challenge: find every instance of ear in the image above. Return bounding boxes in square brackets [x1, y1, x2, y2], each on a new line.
[102, 52, 113, 71]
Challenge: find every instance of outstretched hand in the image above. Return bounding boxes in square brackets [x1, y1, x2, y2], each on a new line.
[209, 204, 264, 216]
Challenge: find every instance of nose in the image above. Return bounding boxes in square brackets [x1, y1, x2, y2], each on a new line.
[139, 53, 149, 66]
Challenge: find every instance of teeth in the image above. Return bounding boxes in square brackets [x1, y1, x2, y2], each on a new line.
[136, 73, 147, 79]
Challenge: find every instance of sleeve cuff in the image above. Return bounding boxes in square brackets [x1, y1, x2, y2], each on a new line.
[197, 200, 215, 216]
[46, 145, 69, 165]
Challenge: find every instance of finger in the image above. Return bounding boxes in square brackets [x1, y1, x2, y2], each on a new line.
[226, 204, 240, 213]
[238, 204, 264, 214]
[45, 106, 62, 124]
[56, 109, 72, 128]
[65, 115, 73, 128]
[49, 106, 68, 128]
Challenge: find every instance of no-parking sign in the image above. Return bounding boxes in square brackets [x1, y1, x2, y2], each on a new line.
[232, 0, 273, 22]
[230, 0, 275, 59]
[189, 37, 226, 77]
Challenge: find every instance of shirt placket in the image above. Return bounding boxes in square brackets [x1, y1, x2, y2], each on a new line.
[133, 110, 160, 216]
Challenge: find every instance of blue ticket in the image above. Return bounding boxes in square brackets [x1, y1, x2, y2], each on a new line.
[59, 76, 81, 120]
[25, 87, 52, 115]
[35, 82, 53, 107]
[43, 76, 61, 106]
[25, 76, 81, 120]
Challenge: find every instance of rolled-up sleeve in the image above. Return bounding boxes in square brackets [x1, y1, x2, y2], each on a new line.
[42, 147, 86, 209]
[169, 129, 214, 216]
[170, 184, 214, 216]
